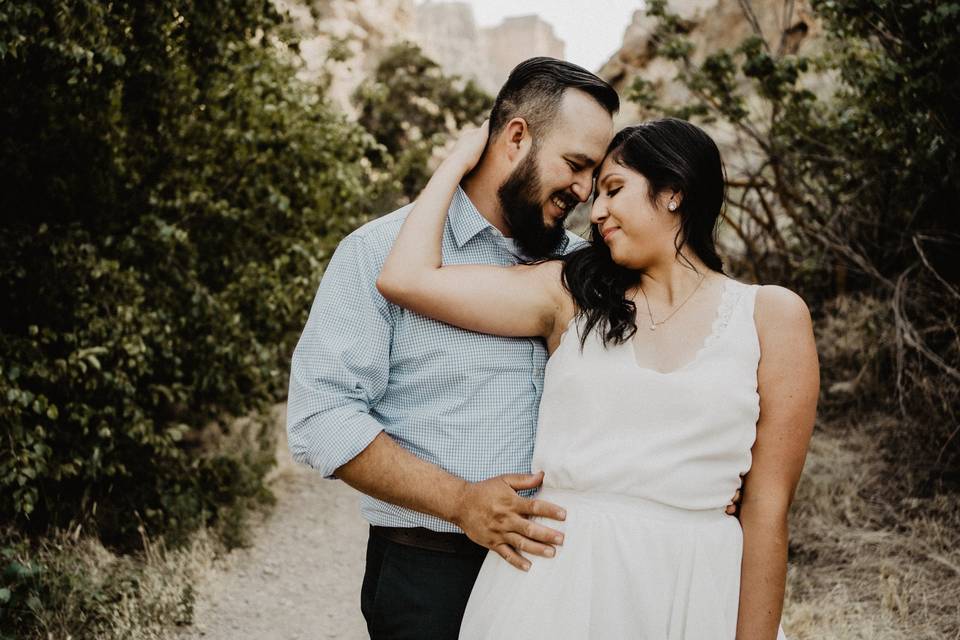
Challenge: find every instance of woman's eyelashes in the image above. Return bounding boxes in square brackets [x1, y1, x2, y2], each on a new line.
[605, 186, 622, 198]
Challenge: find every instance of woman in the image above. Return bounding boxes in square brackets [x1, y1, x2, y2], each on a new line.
[377, 117, 818, 639]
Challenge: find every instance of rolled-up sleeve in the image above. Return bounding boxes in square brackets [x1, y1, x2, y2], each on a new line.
[286, 233, 391, 478]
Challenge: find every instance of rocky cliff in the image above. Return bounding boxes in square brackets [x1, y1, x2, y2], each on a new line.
[275, 0, 417, 115]
[478, 16, 565, 93]
[412, 3, 565, 94]
[276, 0, 567, 114]
[599, 0, 822, 130]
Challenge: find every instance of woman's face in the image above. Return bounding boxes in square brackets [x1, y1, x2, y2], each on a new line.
[590, 155, 681, 270]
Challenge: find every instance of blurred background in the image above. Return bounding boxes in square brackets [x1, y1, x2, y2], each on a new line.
[1, 1, 957, 638]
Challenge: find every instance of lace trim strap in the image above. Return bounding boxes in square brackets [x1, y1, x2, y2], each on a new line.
[702, 279, 749, 351]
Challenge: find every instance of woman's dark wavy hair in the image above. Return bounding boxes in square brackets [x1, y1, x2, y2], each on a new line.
[561, 118, 726, 348]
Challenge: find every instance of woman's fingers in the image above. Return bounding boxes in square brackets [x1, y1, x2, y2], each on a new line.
[449, 119, 491, 172]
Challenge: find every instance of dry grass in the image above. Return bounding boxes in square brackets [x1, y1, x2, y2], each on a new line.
[3, 527, 222, 640]
[2, 409, 281, 640]
[102, 530, 219, 640]
[782, 417, 960, 639]
[11, 409, 958, 639]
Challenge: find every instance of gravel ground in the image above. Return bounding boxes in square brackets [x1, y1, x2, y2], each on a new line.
[179, 416, 369, 640]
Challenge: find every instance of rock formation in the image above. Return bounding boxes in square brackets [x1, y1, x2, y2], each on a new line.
[593, 0, 830, 259]
[599, 0, 822, 131]
[275, 0, 417, 115]
[414, 3, 565, 94]
[275, 0, 567, 114]
[412, 2, 491, 89]
[480, 16, 565, 92]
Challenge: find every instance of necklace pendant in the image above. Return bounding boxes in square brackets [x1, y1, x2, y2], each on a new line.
[649, 323, 657, 331]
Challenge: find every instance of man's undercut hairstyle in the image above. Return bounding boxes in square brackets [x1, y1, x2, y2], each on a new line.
[489, 57, 620, 143]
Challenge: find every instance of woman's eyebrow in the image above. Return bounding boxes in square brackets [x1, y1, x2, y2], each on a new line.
[598, 173, 623, 188]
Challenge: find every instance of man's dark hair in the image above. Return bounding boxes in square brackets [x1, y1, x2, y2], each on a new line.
[489, 57, 620, 141]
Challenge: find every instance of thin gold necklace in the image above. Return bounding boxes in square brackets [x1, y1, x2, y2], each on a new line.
[638, 274, 706, 331]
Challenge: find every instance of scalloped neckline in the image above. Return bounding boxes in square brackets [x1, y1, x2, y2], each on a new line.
[627, 278, 742, 375]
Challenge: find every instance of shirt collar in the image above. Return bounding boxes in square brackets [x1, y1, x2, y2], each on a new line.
[448, 185, 495, 248]
[447, 185, 574, 256]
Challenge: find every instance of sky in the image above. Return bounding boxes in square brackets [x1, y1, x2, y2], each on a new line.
[416, 0, 644, 72]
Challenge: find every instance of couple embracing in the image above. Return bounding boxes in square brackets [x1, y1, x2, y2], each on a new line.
[288, 57, 818, 639]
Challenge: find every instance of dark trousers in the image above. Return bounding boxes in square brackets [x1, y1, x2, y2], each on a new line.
[361, 527, 488, 639]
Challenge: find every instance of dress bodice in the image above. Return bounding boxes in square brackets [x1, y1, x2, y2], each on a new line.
[532, 279, 761, 511]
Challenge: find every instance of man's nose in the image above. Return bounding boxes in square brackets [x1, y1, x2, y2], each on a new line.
[570, 175, 592, 203]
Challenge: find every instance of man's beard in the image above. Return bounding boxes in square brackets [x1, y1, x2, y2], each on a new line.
[497, 150, 569, 259]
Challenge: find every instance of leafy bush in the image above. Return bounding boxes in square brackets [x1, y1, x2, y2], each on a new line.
[354, 41, 492, 204]
[0, 0, 383, 548]
[633, 0, 960, 475]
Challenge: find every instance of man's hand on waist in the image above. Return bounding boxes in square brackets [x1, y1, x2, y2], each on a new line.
[451, 470, 566, 572]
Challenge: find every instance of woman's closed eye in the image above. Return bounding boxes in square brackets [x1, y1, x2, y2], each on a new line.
[605, 187, 622, 198]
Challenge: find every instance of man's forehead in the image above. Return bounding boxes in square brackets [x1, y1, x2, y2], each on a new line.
[546, 132, 610, 168]
[548, 91, 613, 158]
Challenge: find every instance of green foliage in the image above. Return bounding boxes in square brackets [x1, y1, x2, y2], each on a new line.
[636, 1, 960, 473]
[0, 0, 383, 549]
[354, 41, 493, 203]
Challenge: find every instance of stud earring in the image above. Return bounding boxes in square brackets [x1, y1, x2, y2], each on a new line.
[668, 201, 677, 211]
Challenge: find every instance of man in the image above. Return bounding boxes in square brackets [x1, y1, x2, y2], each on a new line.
[287, 57, 618, 638]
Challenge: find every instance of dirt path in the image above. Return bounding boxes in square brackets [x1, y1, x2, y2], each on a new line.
[180, 410, 369, 640]
[178, 409, 957, 640]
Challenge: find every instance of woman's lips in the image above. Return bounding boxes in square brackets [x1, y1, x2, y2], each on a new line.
[601, 227, 619, 241]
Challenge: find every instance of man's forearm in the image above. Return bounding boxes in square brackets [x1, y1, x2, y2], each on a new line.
[337, 430, 566, 569]
[335, 431, 468, 525]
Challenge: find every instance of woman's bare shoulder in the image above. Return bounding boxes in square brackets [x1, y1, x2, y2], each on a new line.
[753, 284, 814, 342]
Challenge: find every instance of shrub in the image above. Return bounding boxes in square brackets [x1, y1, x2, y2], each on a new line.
[0, 0, 383, 548]
[0, 526, 219, 640]
[633, 0, 960, 475]
[354, 41, 493, 204]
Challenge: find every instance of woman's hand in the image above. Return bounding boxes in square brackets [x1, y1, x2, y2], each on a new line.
[376, 115, 570, 345]
[446, 119, 490, 176]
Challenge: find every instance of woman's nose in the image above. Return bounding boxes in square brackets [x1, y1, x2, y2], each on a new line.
[590, 200, 607, 224]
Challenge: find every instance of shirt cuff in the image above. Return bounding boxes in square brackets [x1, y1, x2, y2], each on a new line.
[291, 410, 385, 479]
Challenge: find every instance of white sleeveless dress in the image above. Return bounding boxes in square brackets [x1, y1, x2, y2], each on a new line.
[459, 280, 788, 639]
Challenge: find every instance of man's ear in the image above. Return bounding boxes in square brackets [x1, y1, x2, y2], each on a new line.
[503, 117, 531, 163]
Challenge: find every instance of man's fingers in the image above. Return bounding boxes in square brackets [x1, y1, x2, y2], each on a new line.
[494, 543, 530, 572]
[725, 503, 737, 515]
[508, 514, 564, 546]
[519, 498, 566, 521]
[505, 532, 555, 559]
[502, 471, 544, 491]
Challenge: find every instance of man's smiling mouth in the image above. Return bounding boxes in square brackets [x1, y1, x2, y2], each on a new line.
[551, 195, 575, 213]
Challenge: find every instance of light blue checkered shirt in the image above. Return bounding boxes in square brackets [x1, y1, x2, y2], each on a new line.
[287, 187, 583, 532]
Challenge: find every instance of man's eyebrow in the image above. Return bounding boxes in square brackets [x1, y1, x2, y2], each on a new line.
[567, 152, 600, 168]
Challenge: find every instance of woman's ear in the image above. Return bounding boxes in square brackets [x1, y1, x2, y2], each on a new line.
[666, 190, 683, 212]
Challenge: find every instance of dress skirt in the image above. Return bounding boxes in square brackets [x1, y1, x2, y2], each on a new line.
[459, 488, 786, 640]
